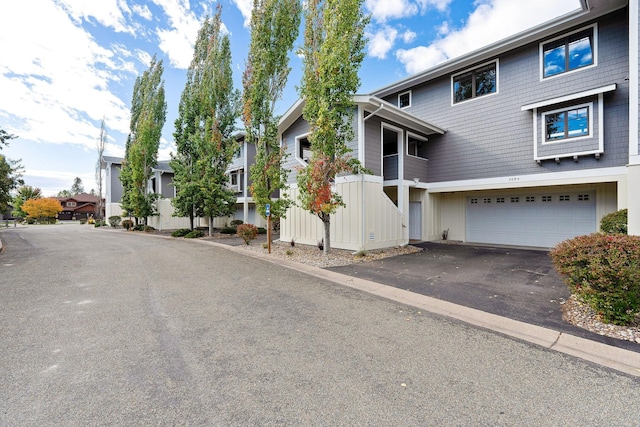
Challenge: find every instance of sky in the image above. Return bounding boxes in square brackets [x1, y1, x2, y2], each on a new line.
[0, 0, 582, 196]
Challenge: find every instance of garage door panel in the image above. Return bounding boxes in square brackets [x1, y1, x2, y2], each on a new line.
[466, 192, 596, 248]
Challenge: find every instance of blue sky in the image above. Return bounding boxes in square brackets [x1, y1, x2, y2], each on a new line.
[0, 0, 581, 196]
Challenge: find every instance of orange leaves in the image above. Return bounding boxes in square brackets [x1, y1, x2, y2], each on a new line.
[22, 197, 63, 220]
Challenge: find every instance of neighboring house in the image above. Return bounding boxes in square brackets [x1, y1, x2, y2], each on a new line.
[278, 0, 637, 250]
[226, 133, 268, 228]
[56, 193, 101, 220]
[101, 136, 266, 229]
[100, 156, 193, 229]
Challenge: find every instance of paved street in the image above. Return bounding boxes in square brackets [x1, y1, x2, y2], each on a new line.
[1, 224, 640, 426]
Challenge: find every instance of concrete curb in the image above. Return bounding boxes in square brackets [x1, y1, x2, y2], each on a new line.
[206, 240, 640, 378]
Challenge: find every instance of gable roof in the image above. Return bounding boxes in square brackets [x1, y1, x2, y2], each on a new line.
[57, 193, 100, 203]
[278, 95, 445, 136]
[372, 0, 626, 98]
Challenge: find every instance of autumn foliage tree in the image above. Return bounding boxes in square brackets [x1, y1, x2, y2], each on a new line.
[22, 197, 62, 223]
[296, 0, 369, 254]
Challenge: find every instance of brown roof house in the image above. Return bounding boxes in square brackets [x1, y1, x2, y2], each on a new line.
[56, 193, 102, 221]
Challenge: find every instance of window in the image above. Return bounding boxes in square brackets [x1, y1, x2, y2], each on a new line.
[66, 201, 76, 207]
[407, 133, 428, 159]
[453, 61, 497, 103]
[526, 196, 536, 203]
[470, 198, 478, 204]
[543, 104, 591, 142]
[542, 196, 552, 202]
[398, 91, 411, 108]
[578, 194, 590, 201]
[296, 135, 312, 164]
[542, 26, 595, 78]
[496, 197, 505, 203]
[559, 195, 571, 201]
[510, 197, 519, 203]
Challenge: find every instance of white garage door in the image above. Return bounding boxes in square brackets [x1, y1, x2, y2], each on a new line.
[466, 191, 596, 248]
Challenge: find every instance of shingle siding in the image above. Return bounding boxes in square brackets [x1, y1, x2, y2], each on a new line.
[382, 9, 628, 183]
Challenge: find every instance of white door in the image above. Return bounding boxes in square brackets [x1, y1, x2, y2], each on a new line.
[466, 191, 596, 248]
[409, 202, 422, 240]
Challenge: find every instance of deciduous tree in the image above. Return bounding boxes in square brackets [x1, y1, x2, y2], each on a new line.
[0, 128, 23, 214]
[12, 185, 42, 218]
[296, 0, 369, 254]
[120, 55, 167, 225]
[243, 0, 301, 224]
[96, 118, 107, 219]
[172, 6, 240, 236]
[22, 197, 62, 223]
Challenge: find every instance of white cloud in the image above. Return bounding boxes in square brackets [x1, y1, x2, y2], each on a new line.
[57, 0, 134, 34]
[402, 30, 417, 44]
[365, 0, 418, 23]
[133, 4, 153, 20]
[152, 0, 203, 69]
[416, 0, 453, 13]
[230, 0, 254, 27]
[368, 26, 399, 59]
[0, 1, 132, 152]
[396, 46, 448, 74]
[395, 0, 581, 74]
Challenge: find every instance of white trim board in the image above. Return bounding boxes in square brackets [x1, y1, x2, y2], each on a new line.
[426, 166, 627, 193]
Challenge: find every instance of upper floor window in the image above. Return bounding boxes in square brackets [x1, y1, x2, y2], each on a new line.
[398, 91, 411, 108]
[407, 133, 428, 160]
[542, 26, 595, 78]
[543, 103, 591, 142]
[452, 60, 497, 104]
[66, 201, 76, 207]
[296, 135, 312, 164]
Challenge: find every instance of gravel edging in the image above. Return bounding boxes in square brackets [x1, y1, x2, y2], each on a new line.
[562, 295, 640, 344]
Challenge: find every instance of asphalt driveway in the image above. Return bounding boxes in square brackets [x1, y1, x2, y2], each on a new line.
[329, 241, 640, 352]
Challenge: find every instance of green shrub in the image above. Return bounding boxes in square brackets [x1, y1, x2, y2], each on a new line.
[600, 209, 627, 234]
[121, 219, 133, 230]
[184, 230, 204, 238]
[171, 228, 191, 237]
[220, 227, 236, 234]
[26, 218, 36, 224]
[257, 227, 267, 235]
[237, 224, 259, 245]
[80, 219, 87, 225]
[109, 216, 121, 228]
[550, 233, 640, 325]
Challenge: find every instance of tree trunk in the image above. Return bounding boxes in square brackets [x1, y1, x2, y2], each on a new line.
[208, 216, 214, 237]
[189, 211, 194, 231]
[322, 213, 331, 255]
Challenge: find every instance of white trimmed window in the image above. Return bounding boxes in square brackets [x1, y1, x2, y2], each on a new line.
[295, 134, 312, 164]
[543, 102, 592, 143]
[541, 25, 596, 79]
[452, 60, 498, 104]
[398, 91, 411, 108]
[406, 133, 428, 160]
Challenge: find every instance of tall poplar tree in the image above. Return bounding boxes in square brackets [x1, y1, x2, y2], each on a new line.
[242, 0, 301, 224]
[120, 55, 167, 225]
[171, 6, 240, 236]
[297, 0, 369, 254]
[95, 118, 107, 219]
